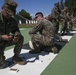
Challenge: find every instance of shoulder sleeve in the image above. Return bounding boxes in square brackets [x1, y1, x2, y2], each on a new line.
[29, 20, 43, 34]
[11, 17, 20, 34]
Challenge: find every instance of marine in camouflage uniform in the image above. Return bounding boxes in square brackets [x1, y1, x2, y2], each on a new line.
[60, 6, 69, 35]
[45, 15, 68, 43]
[67, 12, 74, 31]
[29, 12, 58, 54]
[51, 3, 61, 34]
[0, 0, 25, 69]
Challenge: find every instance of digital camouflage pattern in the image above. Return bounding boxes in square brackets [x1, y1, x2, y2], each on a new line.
[2, 0, 18, 15]
[29, 18, 55, 50]
[51, 3, 61, 34]
[60, 7, 69, 35]
[0, 0, 24, 68]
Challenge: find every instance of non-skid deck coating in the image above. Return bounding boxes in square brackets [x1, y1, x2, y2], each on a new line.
[0, 29, 76, 75]
[41, 31, 76, 75]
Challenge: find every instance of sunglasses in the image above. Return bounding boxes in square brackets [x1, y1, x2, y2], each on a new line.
[35, 15, 39, 19]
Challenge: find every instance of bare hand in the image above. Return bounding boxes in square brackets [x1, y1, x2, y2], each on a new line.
[1, 34, 12, 41]
[13, 36, 19, 42]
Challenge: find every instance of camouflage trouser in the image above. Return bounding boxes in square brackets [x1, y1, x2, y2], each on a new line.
[0, 35, 24, 66]
[55, 34, 62, 41]
[51, 18, 59, 34]
[60, 20, 68, 34]
[30, 34, 55, 50]
[68, 21, 73, 31]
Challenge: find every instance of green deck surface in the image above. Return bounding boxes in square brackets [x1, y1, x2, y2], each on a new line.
[41, 33, 76, 75]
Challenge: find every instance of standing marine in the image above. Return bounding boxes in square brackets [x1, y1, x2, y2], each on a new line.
[51, 3, 61, 34]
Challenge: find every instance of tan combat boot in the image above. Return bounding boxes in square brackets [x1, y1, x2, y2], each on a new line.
[51, 46, 58, 54]
[12, 56, 26, 65]
[61, 39, 68, 42]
